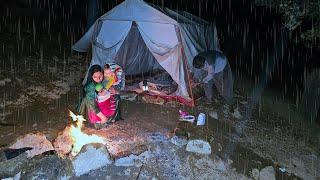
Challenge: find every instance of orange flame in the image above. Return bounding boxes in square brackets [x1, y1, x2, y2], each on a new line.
[68, 110, 107, 156]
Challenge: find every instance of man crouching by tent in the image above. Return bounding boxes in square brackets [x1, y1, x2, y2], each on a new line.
[193, 50, 234, 104]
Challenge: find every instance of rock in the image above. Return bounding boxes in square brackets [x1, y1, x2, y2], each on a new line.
[9, 133, 54, 158]
[186, 140, 211, 155]
[137, 166, 159, 179]
[53, 126, 73, 157]
[227, 158, 233, 165]
[21, 154, 72, 179]
[231, 108, 243, 119]
[214, 158, 227, 171]
[136, 150, 153, 164]
[209, 137, 214, 143]
[0, 150, 6, 162]
[251, 168, 260, 180]
[259, 166, 275, 180]
[240, 101, 247, 104]
[1, 171, 21, 180]
[72, 144, 113, 177]
[0, 153, 28, 178]
[170, 136, 188, 147]
[209, 111, 218, 120]
[111, 144, 148, 159]
[279, 167, 286, 173]
[1, 148, 32, 160]
[149, 133, 168, 143]
[115, 154, 136, 167]
[217, 143, 222, 152]
[0, 78, 11, 86]
[115, 151, 152, 167]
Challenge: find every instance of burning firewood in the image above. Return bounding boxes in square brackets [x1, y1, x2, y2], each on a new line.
[53, 110, 108, 157]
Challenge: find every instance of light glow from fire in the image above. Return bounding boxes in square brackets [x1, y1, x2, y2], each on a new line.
[68, 110, 107, 156]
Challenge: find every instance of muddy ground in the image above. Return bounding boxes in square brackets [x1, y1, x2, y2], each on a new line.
[0, 49, 319, 179]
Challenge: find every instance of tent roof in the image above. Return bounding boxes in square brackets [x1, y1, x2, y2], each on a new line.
[99, 0, 179, 25]
[150, 4, 211, 26]
[72, 0, 180, 52]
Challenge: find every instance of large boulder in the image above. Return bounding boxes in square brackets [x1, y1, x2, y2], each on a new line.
[114, 150, 152, 167]
[72, 144, 113, 177]
[9, 133, 54, 158]
[21, 154, 73, 179]
[0, 153, 28, 178]
[250, 168, 260, 180]
[186, 140, 211, 155]
[259, 166, 276, 180]
[170, 136, 188, 148]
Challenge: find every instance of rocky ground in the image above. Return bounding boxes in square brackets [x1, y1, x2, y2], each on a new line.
[0, 52, 319, 179]
[0, 25, 319, 180]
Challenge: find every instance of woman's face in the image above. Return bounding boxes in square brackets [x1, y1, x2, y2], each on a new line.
[92, 71, 103, 83]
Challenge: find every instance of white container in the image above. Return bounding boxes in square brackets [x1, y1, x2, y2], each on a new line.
[197, 113, 206, 125]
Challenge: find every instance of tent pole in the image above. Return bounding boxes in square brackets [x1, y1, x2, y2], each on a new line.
[181, 46, 195, 106]
[177, 28, 195, 106]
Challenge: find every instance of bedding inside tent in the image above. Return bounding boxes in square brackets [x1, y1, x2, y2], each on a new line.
[112, 22, 178, 97]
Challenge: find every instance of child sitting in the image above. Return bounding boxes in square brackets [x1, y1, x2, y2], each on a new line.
[102, 63, 124, 122]
[103, 64, 119, 90]
[95, 83, 116, 119]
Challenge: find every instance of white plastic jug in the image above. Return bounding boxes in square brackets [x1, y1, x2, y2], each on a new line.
[197, 113, 206, 125]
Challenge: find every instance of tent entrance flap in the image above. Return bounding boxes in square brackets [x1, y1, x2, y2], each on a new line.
[114, 22, 163, 75]
[114, 22, 179, 100]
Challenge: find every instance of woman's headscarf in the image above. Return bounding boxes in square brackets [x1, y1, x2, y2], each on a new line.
[86, 64, 102, 85]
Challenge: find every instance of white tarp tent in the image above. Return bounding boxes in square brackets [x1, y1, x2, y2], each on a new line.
[72, 0, 220, 101]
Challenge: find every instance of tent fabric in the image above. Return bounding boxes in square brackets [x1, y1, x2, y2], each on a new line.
[137, 22, 179, 53]
[95, 20, 132, 49]
[72, 0, 227, 102]
[72, 25, 95, 52]
[99, 0, 178, 25]
[114, 23, 161, 75]
[150, 5, 220, 68]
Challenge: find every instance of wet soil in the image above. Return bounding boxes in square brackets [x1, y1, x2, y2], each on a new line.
[0, 59, 319, 179]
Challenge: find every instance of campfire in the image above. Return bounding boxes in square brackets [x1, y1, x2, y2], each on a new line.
[68, 110, 107, 156]
[53, 111, 108, 157]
